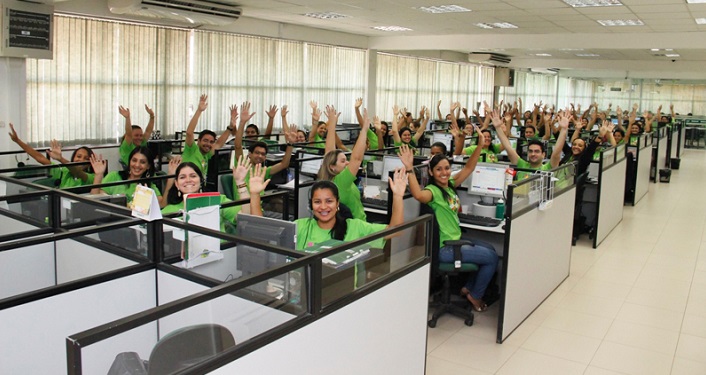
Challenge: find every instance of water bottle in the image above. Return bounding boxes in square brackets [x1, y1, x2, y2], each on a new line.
[495, 198, 505, 219]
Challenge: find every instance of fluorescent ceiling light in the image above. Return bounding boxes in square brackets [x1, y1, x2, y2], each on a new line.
[304, 12, 348, 19]
[416, 5, 471, 14]
[665, 53, 680, 57]
[576, 53, 600, 57]
[559, 48, 584, 51]
[533, 53, 552, 57]
[597, 19, 644, 26]
[563, 0, 622, 7]
[686, 0, 706, 3]
[372, 26, 412, 32]
[650, 48, 660, 51]
[475, 22, 518, 29]
[696, 18, 706, 25]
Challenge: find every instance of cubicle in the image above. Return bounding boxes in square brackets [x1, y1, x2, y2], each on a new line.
[591, 145, 627, 248]
[498, 164, 576, 343]
[625, 132, 652, 206]
[651, 126, 669, 183]
[65, 217, 432, 375]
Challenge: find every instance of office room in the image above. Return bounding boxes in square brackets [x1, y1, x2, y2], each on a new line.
[1, 0, 706, 374]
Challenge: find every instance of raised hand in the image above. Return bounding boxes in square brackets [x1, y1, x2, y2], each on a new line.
[49, 139, 63, 161]
[285, 125, 299, 143]
[233, 155, 251, 185]
[118, 105, 130, 119]
[450, 101, 460, 112]
[398, 144, 414, 169]
[145, 104, 154, 118]
[229, 104, 239, 125]
[167, 155, 182, 176]
[355, 97, 363, 109]
[281, 105, 289, 119]
[373, 116, 382, 132]
[312, 107, 322, 123]
[393, 104, 400, 116]
[309, 100, 318, 110]
[266, 105, 278, 119]
[197, 94, 208, 112]
[557, 108, 571, 130]
[419, 106, 426, 118]
[239, 101, 255, 124]
[324, 105, 339, 122]
[248, 163, 270, 195]
[388, 168, 408, 197]
[8, 123, 19, 142]
[90, 154, 107, 176]
[448, 120, 461, 138]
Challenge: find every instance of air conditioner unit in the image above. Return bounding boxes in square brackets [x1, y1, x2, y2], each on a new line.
[108, 0, 242, 26]
[468, 52, 511, 65]
[530, 68, 559, 75]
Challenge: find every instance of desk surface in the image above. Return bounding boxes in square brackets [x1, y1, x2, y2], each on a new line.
[460, 221, 505, 234]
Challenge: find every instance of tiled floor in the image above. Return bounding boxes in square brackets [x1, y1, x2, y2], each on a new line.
[426, 150, 706, 375]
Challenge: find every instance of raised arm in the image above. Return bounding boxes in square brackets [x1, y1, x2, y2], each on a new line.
[390, 105, 402, 144]
[247, 163, 271, 217]
[615, 105, 625, 132]
[373, 116, 385, 150]
[268, 121, 297, 176]
[670, 103, 675, 120]
[263, 105, 278, 139]
[450, 121, 466, 156]
[185, 94, 208, 147]
[324, 105, 339, 154]
[436, 100, 443, 121]
[550, 109, 571, 168]
[412, 107, 428, 144]
[452, 131, 483, 187]
[604, 123, 617, 147]
[234, 102, 255, 159]
[143, 105, 155, 141]
[489, 107, 520, 164]
[232, 155, 251, 214]
[8, 123, 51, 165]
[571, 119, 585, 143]
[542, 112, 553, 141]
[385, 168, 408, 229]
[120, 105, 133, 145]
[346, 107, 369, 175]
[89, 154, 107, 195]
[49, 140, 88, 182]
[399, 144, 431, 204]
[161, 156, 181, 208]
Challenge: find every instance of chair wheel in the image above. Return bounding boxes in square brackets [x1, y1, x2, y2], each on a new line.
[428, 319, 437, 328]
[464, 317, 474, 326]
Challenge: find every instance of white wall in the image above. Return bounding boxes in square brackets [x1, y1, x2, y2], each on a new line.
[55, 238, 138, 283]
[0, 242, 55, 300]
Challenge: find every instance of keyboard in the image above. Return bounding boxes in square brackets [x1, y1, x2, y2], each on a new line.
[457, 213, 502, 227]
[362, 197, 388, 210]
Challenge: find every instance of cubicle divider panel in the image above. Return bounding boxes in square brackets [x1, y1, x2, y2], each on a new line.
[594, 157, 627, 248]
[55, 238, 139, 284]
[656, 128, 669, 173]
[0, 270, 157, 375]
[679, 123, 686, 157]
[500, 183, 574, 343]
[209, 264, 430, 375]
[0, 242, 55, 300]
[634, 140, 651, 204]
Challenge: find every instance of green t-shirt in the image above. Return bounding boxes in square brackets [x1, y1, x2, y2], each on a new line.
[119, 138, 148, 166]
[101, 171, 161, 205]
[233, 166, 272, 200]
[161, 194, 239, 233]
[294, 217, 386, 250]
[515, 158, 553, 180]
[311, 134, 326, 148]
[425, 181, 461, 248]
[462, 144, 501, 163]
[333, 167, 366, 221]
[49, 165, 94, 189]
[181, 142, 212, 176]
[367, 128, 379, 150]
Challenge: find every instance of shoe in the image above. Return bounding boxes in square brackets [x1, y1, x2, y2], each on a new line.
[461, 287, 487, 312]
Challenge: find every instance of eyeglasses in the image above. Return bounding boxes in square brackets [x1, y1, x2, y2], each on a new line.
[527, 149, 543, 154]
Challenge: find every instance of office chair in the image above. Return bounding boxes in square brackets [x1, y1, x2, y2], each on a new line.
[423, 206, 478, 328]
[107, 323, 236, 375]
[220, 173, 234, 200]
[572, 171, 590, 245]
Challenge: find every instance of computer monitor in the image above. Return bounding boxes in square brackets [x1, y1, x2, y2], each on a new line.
[468, 163, 507, 200]
[235, 213, 297, 278]
[381, 155, 405, 180]
[432, 132, 453, 152]
[611, 118, 619, 125]
[299, 152, 323, 177]
[69, 194, 128, 224]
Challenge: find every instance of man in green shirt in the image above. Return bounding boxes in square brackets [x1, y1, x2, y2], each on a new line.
[118, 104, 155, 166]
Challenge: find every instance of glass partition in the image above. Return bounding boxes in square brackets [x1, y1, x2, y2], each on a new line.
[615, 143, 626, 162]
[506, 174, 543, 219]
[552, 163, 576, 195]
[601, 147, 616, 168]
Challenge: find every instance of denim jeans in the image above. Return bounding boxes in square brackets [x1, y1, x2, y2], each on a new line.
[439, 241, 498, 300]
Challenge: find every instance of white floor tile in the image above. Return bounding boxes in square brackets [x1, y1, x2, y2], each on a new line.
[603, 320, 679, 356]
[521, 326, 602, 364]
[496, 348, 586, 375]
[675, 334, 706, 364]
[591, 341, 673, 375]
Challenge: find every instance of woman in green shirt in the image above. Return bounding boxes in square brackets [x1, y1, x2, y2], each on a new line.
[161, 156, 250, 232]
[248, 164, 407, 250]
[8, 123, 95, 188]
[90, 146, 164, 208]
[400, 143, 498, 312]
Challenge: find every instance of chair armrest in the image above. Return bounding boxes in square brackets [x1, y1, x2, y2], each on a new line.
[443, 240, 474, 247]
[442, 239, 473, 268]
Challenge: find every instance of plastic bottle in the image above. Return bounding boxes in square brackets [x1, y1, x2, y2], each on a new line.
[495, 198, 505, 219]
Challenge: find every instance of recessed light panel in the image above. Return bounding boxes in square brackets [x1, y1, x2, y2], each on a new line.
[304, 12, 349, 19]
[686, 0, 706, 3]
[474, 22, 518, 29]
[372, 26, 413, 32]
[696, 18, 706, 25]
[597, 19, 644, 26]
[665, 54, 680, 57]
[576, 53, 600, 57]
[416, 5, 471, 14]
[563, 0, 622, 7]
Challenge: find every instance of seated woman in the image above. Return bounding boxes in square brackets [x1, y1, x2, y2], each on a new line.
[391, 105, 424, 151]
[318, 104, 369, 221]
[399, 143, 498, 312]
[8, 124, 94, 188]
[561, 122, 616, 175]
[248, 164, 407, 250]
[89, 147, 165, 208]
[161, 156, 250, 232]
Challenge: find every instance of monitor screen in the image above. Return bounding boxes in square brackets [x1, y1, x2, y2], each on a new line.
[235, 213, 297, 277]
[381, 156, 405, 180]
[431, 132, 453, 152]
[299, 152, 323, 177]
[611, 118, 619, 125]
[469, 163, 507, 198]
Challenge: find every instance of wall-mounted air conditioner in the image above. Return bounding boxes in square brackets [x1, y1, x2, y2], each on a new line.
[0, 0, 54, 59]
[108, 0, 242, 26]
[468, 52, 511, 65]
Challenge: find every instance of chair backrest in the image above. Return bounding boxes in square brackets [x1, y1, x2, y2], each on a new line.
[420, 203, 441, 275]
[220, 174, 234, 200]
[148, 323, 236, 375]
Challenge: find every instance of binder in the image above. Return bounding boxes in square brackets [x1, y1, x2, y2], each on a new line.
[183, 192, 222, 268]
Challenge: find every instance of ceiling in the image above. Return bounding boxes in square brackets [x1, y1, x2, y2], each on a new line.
[49, 0, 706, 81]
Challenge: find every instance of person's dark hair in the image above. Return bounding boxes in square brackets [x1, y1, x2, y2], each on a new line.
[614, 129, 625, 137]
[527, 139, 545, 153]
[430, 141, 447, 154]
[246, 124, 259, 135]
[130, 125, 142, 131]
[119, 146, 155, 180]
[70, 146, 95, 173]
[309, 180, 347, 241]
[166, 162, 203, 205]
[427, 154, 456, 202]
[198, 130, 216, 140]
[296, 129, 307, 139]
[247, 141, 268, 154]
[399, 126, 412, 139]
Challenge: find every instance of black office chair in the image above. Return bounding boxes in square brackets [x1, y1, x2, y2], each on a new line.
[107, 323, 236, 375]
[572, 171, 590, 245]
[424, 206, 478, 328]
